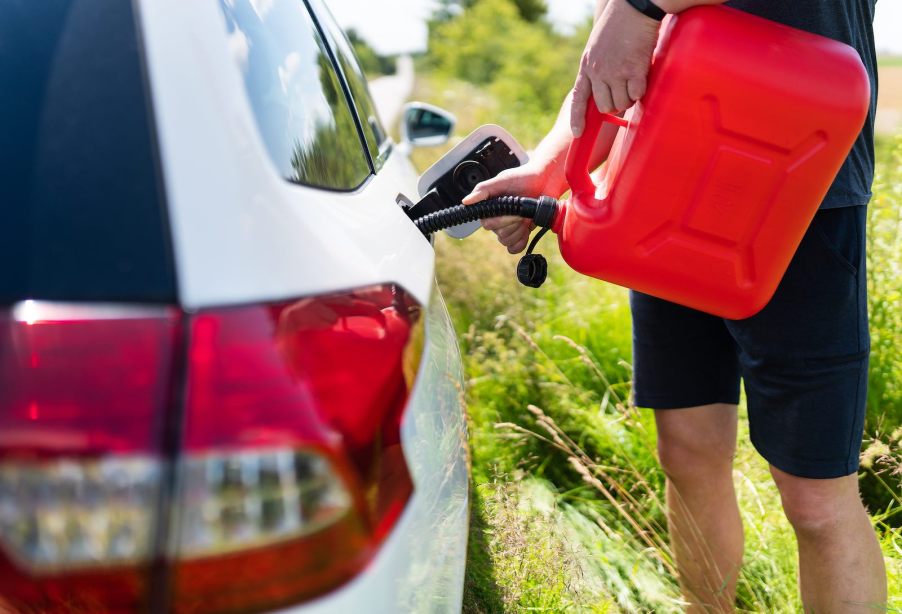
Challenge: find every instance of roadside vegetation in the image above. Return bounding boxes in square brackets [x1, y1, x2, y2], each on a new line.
[410, 0, 901, 610]
[346, 29, 397, 77]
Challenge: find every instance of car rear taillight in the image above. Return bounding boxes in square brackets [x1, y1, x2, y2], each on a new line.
[0, 285, 423, 612]
[169, 284, 423, 612]
[0, 302, 180, 612]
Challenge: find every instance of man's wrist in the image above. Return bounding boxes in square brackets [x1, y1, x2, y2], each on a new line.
[544, 166, 569, 199]
[528, 152, 568, 198]
[654, 0, 723, 13]
[623, 0, 666, 21]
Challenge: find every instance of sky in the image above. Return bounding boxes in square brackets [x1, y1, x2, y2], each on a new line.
[326, 0, 902, 56]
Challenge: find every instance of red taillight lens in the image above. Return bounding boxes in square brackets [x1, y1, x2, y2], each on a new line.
[0, 286, 423, 613]
[0, 303, 180, 612]
[170, 285, 423, 612]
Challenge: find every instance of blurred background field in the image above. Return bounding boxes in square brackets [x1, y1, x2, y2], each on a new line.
[877, 58, 902, 135]
[355, 0, 902, 610]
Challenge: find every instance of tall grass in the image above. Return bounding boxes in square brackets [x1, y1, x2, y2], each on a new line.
[860, 135, 902, 522]
[413, 74, 902, 610]
[867, 135, 902, 434]
[437, 229, 822, 611]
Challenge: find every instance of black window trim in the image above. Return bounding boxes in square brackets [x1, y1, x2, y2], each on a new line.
[316, 0, 393, 168]
[302, 0, 392, 175]
[222, 0, 373, 194]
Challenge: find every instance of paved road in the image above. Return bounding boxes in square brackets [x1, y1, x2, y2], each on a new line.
[369, 55, 414, 129]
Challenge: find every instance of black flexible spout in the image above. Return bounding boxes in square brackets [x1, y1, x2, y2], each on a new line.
[413, 195, 559, 236]
[411, 195, 560, 288]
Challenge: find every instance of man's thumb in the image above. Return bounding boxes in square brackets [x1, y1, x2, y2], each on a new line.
[462, 176, 502, 205]
[461, 188, 485, 205]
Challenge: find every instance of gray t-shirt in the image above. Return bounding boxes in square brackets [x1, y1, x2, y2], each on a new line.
[726, 0, 878, 208]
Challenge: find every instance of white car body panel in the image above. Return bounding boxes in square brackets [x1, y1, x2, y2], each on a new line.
[136, 0, 469, 611]
[138, 0, 434, 310]
[280, 285, 469, 614]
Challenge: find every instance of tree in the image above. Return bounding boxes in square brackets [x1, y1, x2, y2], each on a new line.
[430, 0, 527, 84]
[431, 0, 547, 23]
[509, 0, 547, 22]
[345, 29, 396, 76]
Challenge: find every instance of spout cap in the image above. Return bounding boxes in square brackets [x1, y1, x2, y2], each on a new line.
[517, 254, 548, 288]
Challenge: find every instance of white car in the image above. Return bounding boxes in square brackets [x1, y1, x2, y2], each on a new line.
[0, 0, 469, 612]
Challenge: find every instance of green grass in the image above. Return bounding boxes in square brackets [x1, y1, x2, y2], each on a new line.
[411, 74, 902, 611]
[436, 229, 828, 612]
[861, 134, 902, 518]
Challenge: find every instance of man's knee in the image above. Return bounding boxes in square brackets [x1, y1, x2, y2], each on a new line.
[770, 466, 861, 536]
[655, 403, 738, 483]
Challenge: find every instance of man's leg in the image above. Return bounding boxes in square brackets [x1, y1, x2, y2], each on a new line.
[630, 287, 743, 611]
[770, 467, 886, 612]
[655, 403, 743, 613]
[724, 206, 883, 611]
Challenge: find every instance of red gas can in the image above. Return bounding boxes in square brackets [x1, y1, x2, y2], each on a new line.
[553, 5, 870, 319]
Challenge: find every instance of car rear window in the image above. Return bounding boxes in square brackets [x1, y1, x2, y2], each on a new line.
[307, 0, 390, 169]
[218, 0, 372, 191]
[0, 0, 176, 303]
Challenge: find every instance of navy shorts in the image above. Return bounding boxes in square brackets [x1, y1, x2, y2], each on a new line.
[631, 206, 869, 479]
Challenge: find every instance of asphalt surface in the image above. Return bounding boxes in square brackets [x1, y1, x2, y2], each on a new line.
[369, 55, 414, 129]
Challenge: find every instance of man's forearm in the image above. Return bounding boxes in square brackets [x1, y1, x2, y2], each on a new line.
[532, 92, 621, 198]
[528, 0, 622, 198]
[595, 0, 610, 20]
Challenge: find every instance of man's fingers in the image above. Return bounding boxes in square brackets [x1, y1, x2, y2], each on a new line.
[499, 224, 531, 252]
[495, 220, 530, 241]
[610, 82, 632, 113]
[481, 216, 523, 232]
[462, 172, 513, 205]
[507, 233, 530, 254]
[627, 76, 647, 102]
[461, 190, 484, 206]
[570, 70, 592, 137]
[591, 80, 615, 114]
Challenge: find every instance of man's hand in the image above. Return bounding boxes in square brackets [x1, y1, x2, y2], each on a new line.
[572, 0, 726, 136]
[570, 0, 661, 136]
[462, 160, 561, 254]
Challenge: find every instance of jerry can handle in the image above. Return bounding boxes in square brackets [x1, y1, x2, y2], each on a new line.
[565, 104, 629, 199]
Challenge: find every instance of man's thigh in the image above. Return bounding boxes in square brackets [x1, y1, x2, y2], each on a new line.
[725, 206, 869, 479]
[631, 291, 741, 410]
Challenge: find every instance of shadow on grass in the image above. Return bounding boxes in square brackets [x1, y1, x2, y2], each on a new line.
[462, 482, 505, 614]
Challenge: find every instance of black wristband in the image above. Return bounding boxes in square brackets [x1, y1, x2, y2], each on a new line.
[624, 0, 667, 21]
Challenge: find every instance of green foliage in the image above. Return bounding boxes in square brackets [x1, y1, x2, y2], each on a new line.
[289, 53, 369, 189]
[345, 28, 396, 76]
[464, 479, 619, 612]
[867, 135, 902, 435]
[433, 0, 548, 23]
[428, 0, 587, 144]
[421, 2, 901, 606]
[509, 0, 548, 22]
[435, 209, 901, 612]
[429, 0, 527, 85]
[411, 70, 902, 610]
[487, 20, 590, 144]
[434, 225, 815, 612]
[859, 134, 902, 521]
